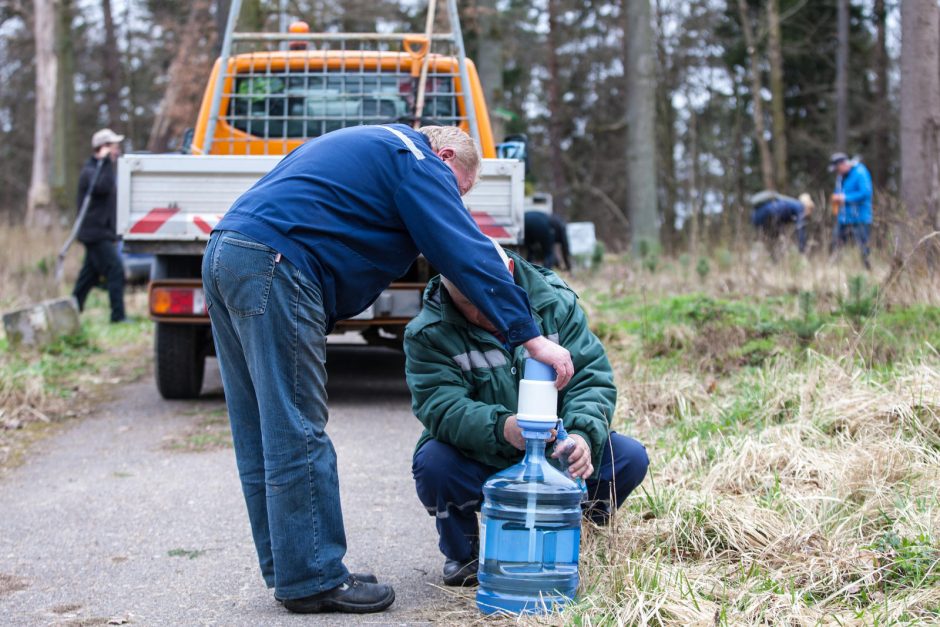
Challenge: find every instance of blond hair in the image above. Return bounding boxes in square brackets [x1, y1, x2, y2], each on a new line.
[798, 192, 815, 215]
[417, 125, 482, 182]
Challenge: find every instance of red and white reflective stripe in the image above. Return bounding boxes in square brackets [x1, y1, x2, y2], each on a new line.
[470, 211, 512, 239]
[193, 216, 214, 234]
[130, 208, 224, 236]
[129, 206, 179, 234]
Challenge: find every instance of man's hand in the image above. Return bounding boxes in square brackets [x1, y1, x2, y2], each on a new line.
[503, 415, 555, 451]
[522, 336, 574, 389]
[551, 433, 593, 479]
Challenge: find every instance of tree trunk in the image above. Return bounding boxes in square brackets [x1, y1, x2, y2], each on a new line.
[687, 98, 701, 256]
[871, 0, 889, 188]
[475, 0, 505, 142]
[101, 0, 123, 125]
[123, 1, 138, 148]
[545, 0, 568, 214]
[27, 0, 58, 226]
[835, 0, 849, 151]
[899, 0, 940, 251]
[733, 74, 747, 246]
[625, 0, 660, 252]
[147, 0, 217, 152]
[52, 0, 76, 212]
[766, 0, 787, 191]
[655, 0, 678, 253]
[735, 0, 774, 191]
[216, 0, 231, 55]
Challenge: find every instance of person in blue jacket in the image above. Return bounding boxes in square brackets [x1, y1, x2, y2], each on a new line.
[829, 152, 873, 269]
[750, 191, 815, 254]
[201, 125, 575, 615]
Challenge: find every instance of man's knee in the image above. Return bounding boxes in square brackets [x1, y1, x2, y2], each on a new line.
[605, 433, 649, 497]
[412, 440, 466, 504]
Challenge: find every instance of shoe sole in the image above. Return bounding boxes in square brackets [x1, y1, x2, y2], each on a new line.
[443, 560, 479, 587]
[284, 589, 395, 614]
[275, 574, 378, 603]
[443, 575, 478, 587]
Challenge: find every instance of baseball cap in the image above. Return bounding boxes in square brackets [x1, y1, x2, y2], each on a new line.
[828, 152, 849, 172]
[92, 128, 125, 148]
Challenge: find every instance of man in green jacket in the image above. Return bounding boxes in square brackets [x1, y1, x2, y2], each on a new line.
[404, 244, 648, 586]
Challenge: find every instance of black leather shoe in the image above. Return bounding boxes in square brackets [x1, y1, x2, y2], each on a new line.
[442, 558, 478, 587]
[275, 573, 379, 603]
[282, 575, 394, 614]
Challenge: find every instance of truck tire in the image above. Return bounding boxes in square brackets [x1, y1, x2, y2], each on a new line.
[155, 322, 206, 399]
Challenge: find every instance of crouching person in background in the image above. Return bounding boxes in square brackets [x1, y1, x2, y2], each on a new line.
[404, 241, 649, 587]
[750, 190, 815, 255]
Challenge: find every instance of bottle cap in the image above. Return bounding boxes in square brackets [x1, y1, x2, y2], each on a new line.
[524, 358, 555, 382]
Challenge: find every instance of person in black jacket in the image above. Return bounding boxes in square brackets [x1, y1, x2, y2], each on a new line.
[72, 128, 126, 323]
[524, 211, 571, 271]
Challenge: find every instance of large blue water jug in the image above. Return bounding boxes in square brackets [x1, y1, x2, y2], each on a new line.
[476, 359, 583, 615]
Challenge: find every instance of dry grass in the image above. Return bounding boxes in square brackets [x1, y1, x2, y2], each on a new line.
[0, 223, 82, 311]
[523, 249, 940, 626]
[411, 248, 939, 625]
[0, 224, 152, 473]
[569, 356, 939, 626]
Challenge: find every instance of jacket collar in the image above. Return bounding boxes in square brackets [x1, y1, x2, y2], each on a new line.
[417, 250, 563, 342]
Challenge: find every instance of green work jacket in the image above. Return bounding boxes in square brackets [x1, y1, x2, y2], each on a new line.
[403, 252, 617, 478]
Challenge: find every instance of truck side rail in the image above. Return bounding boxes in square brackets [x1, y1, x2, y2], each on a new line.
[117, 154, 525, 247]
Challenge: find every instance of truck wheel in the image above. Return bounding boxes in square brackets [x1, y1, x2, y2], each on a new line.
[155, 322, 206, 399]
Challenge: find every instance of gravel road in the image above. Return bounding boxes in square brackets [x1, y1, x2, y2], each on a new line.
[0, 345, 474, 626]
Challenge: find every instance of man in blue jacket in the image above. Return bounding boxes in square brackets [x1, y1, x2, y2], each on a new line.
[201, 125, 574, 615]
[829, 152, 873, 269]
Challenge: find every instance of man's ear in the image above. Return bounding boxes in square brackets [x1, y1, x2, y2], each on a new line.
[507, 258, 515, 277]
[437, 147, 456, 162]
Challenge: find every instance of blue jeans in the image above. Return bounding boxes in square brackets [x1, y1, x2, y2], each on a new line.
[202, 231, 349, 600]
[413, 433, 649, 562]
[832, 223, 871, 266]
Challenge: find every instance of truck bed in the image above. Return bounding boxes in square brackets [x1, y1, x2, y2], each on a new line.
[117, 154, 524, 252]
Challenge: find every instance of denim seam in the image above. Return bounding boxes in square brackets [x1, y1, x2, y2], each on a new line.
[292, 268, 323, 591]
[221, 234, 278, 253]
[210, 235, 223, 296]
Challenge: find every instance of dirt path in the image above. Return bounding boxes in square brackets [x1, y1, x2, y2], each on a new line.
[0, 346, 471, 626]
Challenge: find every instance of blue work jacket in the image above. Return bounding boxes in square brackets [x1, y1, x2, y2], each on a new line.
[215, 124, 539, 346]
[835, 163, 873, 225]
[751, 197, 803, 227]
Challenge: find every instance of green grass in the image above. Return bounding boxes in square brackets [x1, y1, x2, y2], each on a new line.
[589, 287, 940, 375]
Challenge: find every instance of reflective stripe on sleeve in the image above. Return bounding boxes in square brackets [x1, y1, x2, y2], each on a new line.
[381, 125, 426, 161]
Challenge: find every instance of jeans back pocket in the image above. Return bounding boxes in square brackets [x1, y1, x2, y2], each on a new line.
[215, 235, 277, 318]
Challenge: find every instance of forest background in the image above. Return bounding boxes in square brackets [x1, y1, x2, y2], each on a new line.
[2, 0, 938, 261]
